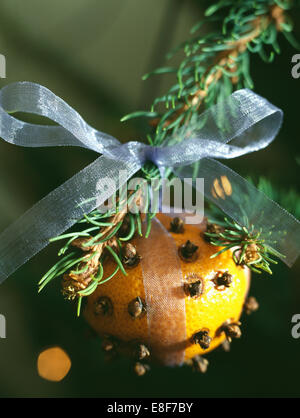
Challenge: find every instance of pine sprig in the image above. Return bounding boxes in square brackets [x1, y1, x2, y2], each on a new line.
[39, 186, 155, 315]
[205, 176, 299, 273]
[205, 217, 285, 274]
[123, 0, 299, 147]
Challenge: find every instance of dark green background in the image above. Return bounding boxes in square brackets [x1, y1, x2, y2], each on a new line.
[0, 0, 299, 397]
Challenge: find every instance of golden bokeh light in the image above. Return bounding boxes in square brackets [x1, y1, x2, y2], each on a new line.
[220, 175, 232, 196]
[212, 178, 225, 199]
[37, 346, 71, 382]
[211, 175, 232, 199]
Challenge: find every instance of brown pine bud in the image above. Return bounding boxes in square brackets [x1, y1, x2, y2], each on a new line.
[134, 362, 150, 376]
[243, 243, 260, 264]
[128, 297, 146, 319]
[179, 240, 199, 262]
[244, 296, 259, 315]
[170, 217, 184, 233]
[135, 344, 150, 360]
[192, 330, 212, 350]
[213, 272, 233, 290]
[192, 355, 209, 373]
[94, 296, 113, 316]
[122, 243, 141, 267]
[184, 279, 203, 298]
[61, 277, 82, 301]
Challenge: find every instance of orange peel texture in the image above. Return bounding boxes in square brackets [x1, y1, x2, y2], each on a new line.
[84, 213, 250, 365]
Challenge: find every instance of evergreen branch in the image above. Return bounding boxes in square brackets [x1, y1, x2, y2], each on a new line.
[126, 1, 299, 147]
[205, 176, 300, 273]
[205, 217, 285, 274]
[40, 187, 150, 307]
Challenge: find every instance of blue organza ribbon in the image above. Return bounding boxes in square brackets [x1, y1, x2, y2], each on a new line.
[0, 81, 299, 284]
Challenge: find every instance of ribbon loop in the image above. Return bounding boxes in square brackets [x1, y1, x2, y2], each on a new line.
[161, 88, 283, 167]
[0, 82, 120, 153]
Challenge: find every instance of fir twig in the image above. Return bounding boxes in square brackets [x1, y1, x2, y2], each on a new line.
[125, 1, 298, 147]
[40, 187, 149, 314]
[205, 217, 285, 274]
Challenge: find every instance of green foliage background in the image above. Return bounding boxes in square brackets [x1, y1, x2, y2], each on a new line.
[0, 0, 299, 397]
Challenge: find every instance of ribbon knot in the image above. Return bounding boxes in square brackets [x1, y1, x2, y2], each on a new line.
[144, 145, 160, 167]
[0, 81, 299, 283]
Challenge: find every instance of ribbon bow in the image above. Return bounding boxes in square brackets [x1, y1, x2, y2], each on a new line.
[0, 81, 299, 284]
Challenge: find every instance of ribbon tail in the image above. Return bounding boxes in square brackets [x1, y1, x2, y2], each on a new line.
[138, 216, 186, 366]
[173, 158, 300, 267]
[0, 156, 141, 284]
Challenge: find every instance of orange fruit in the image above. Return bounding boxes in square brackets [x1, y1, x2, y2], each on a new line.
[84, 213, 250, 368]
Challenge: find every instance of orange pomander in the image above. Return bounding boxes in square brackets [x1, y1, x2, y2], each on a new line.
[84, 213, 250, 373]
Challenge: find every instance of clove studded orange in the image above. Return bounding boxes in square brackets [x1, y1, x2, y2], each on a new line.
[84, 213, 251, 373]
